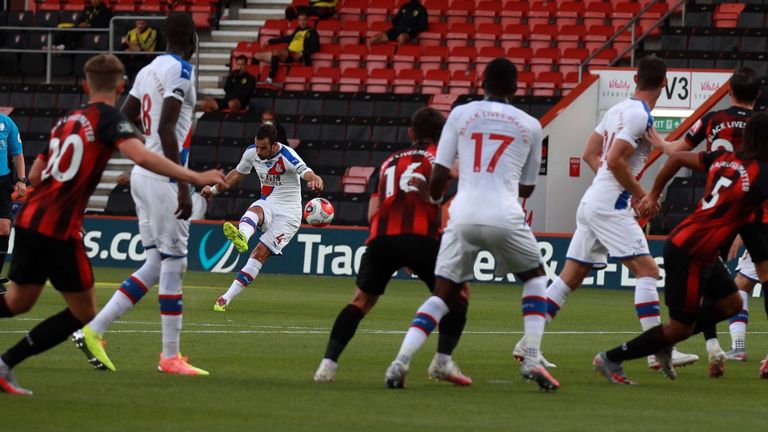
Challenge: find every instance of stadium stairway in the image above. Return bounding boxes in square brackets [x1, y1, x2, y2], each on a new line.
[198, 0, 289, 100]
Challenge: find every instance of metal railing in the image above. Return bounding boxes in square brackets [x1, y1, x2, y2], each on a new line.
[578, 0, 688, 82]
[0, 16, 201, 90]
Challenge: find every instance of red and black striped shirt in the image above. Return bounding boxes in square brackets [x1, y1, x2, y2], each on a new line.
[16, 103, 141, 240]
[685, 106, 753, 152]
[670, 150, 768, 262]
[367, 143, 440, 242]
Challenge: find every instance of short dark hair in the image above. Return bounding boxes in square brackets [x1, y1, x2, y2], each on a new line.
[164, 13, 196, 50]
[411, 107, 445, 143]
[235, 55, 247, 63]
[636, 55, 667, 91]
[730, 67, 761, 104]
[256, 124, 278, 143]
[483, 57, 518, 97]
[741, 112, 768, 160]
[84, 54, 125, 93]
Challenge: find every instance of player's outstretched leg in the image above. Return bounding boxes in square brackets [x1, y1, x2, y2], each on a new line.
[158, 257, 208, 376]
[513, 275, 572, 367]
[726, 290, 749, 361]
[222, 209, 259, 254]
[76, 249, 161, 371]
[428, 297, 472, 386]
[1, 308, 86, 395]
[592, 352, 637, 385]
[215, 257, 263, 312]
[315, 304, 366, 383]
[386, 296, 449, 388]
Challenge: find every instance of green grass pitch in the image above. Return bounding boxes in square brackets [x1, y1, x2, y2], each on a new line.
[1, 267, 767, 431]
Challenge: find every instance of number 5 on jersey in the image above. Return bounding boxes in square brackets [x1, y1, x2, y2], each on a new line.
[472, 133, 515, 173]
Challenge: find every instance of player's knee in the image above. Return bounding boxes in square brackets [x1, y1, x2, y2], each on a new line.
[350, 290, 377, 314]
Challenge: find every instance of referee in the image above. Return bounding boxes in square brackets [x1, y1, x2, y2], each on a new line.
[0, 113, 26, 294]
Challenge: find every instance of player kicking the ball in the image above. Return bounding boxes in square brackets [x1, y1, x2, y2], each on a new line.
[385, 58, 559, 391]
[0, 54, 224, 395]
[73, 14, 215, 376]
[201, 124, 323, 311]
[513, 56, 699, 370]
[314, 107, 472, 386]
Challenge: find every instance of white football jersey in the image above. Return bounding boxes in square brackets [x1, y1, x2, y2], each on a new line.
[129, 54, 196, 181]
[435, 100, 543, 228]
[582, 98, 653, 209]
[236, 143, 311, 218]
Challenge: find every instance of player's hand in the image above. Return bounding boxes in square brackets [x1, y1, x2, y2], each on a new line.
[308, 176, 324, 192]
[193, 169, 226, 188]
[637, 194, 660, 219]
[201, 185, 214, 200]
[728, 235, 744, 261]
[644, 128, 665, 151]
[176, 187, 193, 220]
[13, 181, 26, 198]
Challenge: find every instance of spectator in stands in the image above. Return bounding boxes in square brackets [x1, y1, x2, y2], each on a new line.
[261, 109, 288, 144]
[122, 20, 158, 83]
[198, 55, 257, 112]
[253, 12, 320, 84]
[0, 113, 26, 295]
[285, 0, 338, 21]
[77, 0, 113, 29]
[369, 0, 428, 46]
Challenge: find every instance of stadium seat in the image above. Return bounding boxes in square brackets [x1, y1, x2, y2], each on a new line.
[206, 193, 234, 220]
[338, 44, 367, 70]
[500, 24, 529, 50]
[316, 20, 341, 45]
[20, 33, 50, 77]
[528, 1, 556, 28]
[418, 22, 447, 49]
[446, 22, 474, 49]
[447, 47, 476, 73]
[338, 21, 366, 46]
[584, 1, 612, 28]
[239, 174, 261, 193]
[556, 1, 585, 27]
[346, 116, 372, 141]
[35, 10, 60, 27]
[421, 70, 449, 95]
[296, 115, 323, 141]
[474, 23, 502, 49]
[558, 25, 586, 50]
[419, 46, 448, 72]
[392, 45, 422, 72]
[274, 91, 302, 115]
[529, 24, 557, 51]
[475, 1, 502, 25]
[319, 116, 347, 141]
[365, 44, 396, 74]
[530, 48, 559, 74]
[393, 69, 421, 94]
[339, 67, 367, 93]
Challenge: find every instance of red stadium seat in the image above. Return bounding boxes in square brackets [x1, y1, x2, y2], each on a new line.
[533, 71, 563, 97]
[393, 68, 422, 94]
[474, 23, 502, 49]
[556, 1, 585, 27]
[475, 1, 502, 25]
[365, 44, 395, 73]
[366, 68, 395, 93]
[258, 19, 288, 46]
[338, 21, 367, 46]
[422, 69, 449, 95]
[590, 47, 618, 68]
[339, 67, 367, 92]
[714, 3, 745, 28]
[500, 0, 529, 26]
[284, 66, 314, 91]
[585, 25, 614, 51]
[611, 2, 641, 28]
[506, 47, 533, 71]
[418, 22, 447, 48]
[529, 24, 557, 51]
[231, 41, 257, 63]
[445, 0, 473, 25]
[338, 44, 367, 70]
[420, 46, 448, 71]
[639, 2, 669, 36]
[429, 93, 457, 115]
[310, 67, 341, 92]
[423, 0, 448, 23]
[477, 46, 505, 67]
[516, 71, 535, 96]
[392, 45, 422, 72]
[446, 22, 474, 49]
[528, 1, 557, 27]
[584, 1, 612, 28]
[558, 48, 589, 76]
[312, 44, 340, 68]
[447, 46, 476, 73]
[448, 69, 476, 95]
[190, 5, 212, 30]
[530, 48, 559, 74]
[316, 20, 341, 45]
[557, 24, 586, 50]
[339, 0, 366, 22]
[366, 21, 391, 38]
[500, 24, 529, 50]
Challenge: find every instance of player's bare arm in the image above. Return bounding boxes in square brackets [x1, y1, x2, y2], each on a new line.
[582, 131, 604, 173]
[644, 127, 691, 155]
[638, 151, 701, 217]
[158, 97, 192, 220]
[201, 169, 245, 199]
[118, 137, 225, 187]
[519, 184, 535, 198]
[121, 95, 141, 125]
[303, 170, 324, 191]
[429, 163, 450, 203]
[606, 140, 647, 199]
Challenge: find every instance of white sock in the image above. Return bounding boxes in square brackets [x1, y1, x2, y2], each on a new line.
[706, 338, 722, 353]
[522, 276, 547, 358]
[395, 296, 449, 367]
[320, 358, 337, 369]
[239, 210, 260, 242]
[729, 291, 749, 350]
[544, 276, 572, 323]
[436, 352, 451, 364]
[634, 276, 661, 331]
[0, 357, 7, 369]
[159, 257, 186, 358]
[221, 258, 263, 304]
[89, 249, 161, 335]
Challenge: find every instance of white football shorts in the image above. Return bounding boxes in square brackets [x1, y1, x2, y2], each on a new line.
[736, 251, 759, 282]
[565, 201, 650, 269]
[434, 221, 543, 283]
[248, 199, 300, 255]
[131, 172, 198, 257]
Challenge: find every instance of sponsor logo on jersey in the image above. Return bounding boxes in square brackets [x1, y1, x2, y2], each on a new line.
[117, 121, 134, 134]
[172, 88, 185, 98]
[0, 123, 5, 131]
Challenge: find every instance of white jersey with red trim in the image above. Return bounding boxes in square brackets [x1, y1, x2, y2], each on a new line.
[236, 143, 311, 219]
[435, 100, 543, 228]
[129, 54, 196, 181]
[582, 98, 653, 210]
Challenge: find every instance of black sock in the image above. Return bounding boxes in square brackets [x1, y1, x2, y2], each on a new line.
[701, 324, 718, 341]
[1, 309, 83, 368]
[606, 325, 669, 363]
[0, 295, 12, 318]
[437, 297, 468, 356]
[0, 234, 8, 276]
[323, 304, 365, 362]
[269, 56, 280, 79]
[692, 302, 734, 335]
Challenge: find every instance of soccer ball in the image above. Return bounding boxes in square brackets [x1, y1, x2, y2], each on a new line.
[304, 197, 335, 227]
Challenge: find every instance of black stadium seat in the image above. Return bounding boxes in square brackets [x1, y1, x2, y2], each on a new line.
[298, 91, 324, 116]
[20, 33, 50, 77]
[10, 85, 35, 109]
[206, 193, 234, 220]
[188, 145, 217, 170]
[319, 116, 346, 141]
[35, 10, 60, 27]
[239, 175, 261, 193]
[296, 115, 322, 141]
[0, 32, 25, 76]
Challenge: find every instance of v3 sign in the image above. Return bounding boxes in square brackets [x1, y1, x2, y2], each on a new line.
[593, 68, 731, 112]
